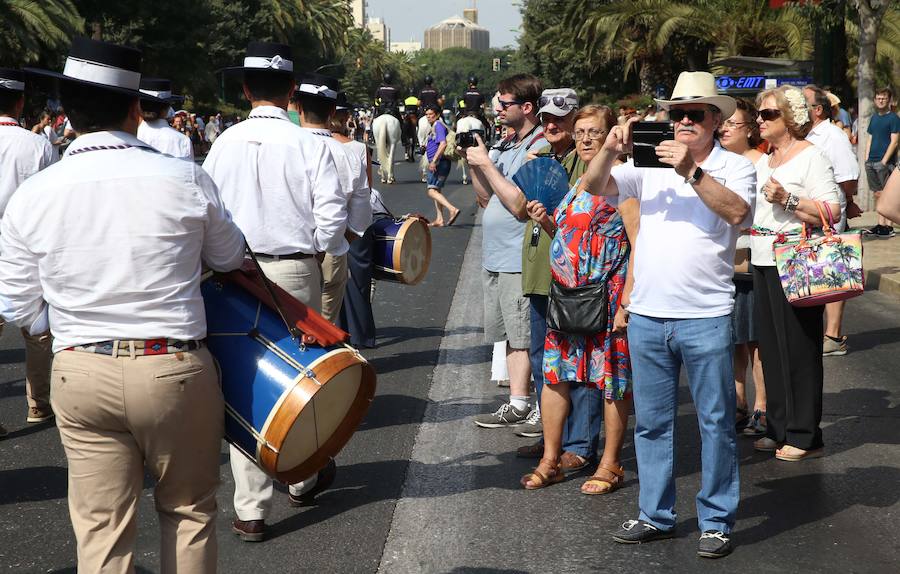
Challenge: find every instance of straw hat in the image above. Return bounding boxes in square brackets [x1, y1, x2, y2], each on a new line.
[654, 71, 736, 119]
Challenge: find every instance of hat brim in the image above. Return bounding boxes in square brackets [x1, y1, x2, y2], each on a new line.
[654, 95, 736, 120]
[539, 104, 576, 117]
[23, 67, 144, 99]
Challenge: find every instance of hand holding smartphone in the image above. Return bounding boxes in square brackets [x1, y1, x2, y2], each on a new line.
[632, 121, 675, 168]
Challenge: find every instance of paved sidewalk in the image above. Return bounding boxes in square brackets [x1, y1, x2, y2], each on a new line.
[852, 212, 900, 299]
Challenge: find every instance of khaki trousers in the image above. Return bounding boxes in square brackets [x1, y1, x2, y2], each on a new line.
[51, 347, 223, 574]
[231, 257, 322, 521]
[0, 324, 53, 410]
[320, 253, 349, 323]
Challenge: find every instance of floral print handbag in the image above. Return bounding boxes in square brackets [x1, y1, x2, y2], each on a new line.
[773, 202, 864, 307]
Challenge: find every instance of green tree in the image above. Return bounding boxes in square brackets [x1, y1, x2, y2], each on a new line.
[0, 0, 83, 65]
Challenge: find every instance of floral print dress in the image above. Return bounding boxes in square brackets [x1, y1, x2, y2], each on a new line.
[543, 186, 632, 400]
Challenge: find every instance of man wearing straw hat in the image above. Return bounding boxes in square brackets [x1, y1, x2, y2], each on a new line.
[0, 37, 246, 572]
[203, 41, 348, 543]
[581, 71, 755, 558]
[0, 67, 56, 440]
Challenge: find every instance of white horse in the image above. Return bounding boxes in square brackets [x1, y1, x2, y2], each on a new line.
[455, 115, 484, 185]
[372, 113, 401, 184]
[417, 115, 431, 182]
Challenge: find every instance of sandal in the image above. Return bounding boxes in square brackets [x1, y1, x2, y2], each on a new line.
[560, 451, 589, 474]
[520, 458, 564, 490]
[581, 463, 624, 495]
[775, 445, 824, 461]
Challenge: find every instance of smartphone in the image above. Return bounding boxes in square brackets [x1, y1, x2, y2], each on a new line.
[632, 121, 675, 168]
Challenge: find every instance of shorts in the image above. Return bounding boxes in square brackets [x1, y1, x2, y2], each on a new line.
[866, 161, 895, 192]
[482, 269, 531, 349]
[426, 158, 451, 190]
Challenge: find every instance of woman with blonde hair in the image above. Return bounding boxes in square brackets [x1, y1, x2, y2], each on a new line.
[750, 86, 841, 461]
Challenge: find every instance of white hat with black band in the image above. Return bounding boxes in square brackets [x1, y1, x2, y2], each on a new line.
[25, 37, 145, 98]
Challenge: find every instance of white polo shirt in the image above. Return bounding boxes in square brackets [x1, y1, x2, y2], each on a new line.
[612, 142, 756, 318]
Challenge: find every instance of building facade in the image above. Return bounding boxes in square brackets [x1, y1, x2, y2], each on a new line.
[423, 13, 489, 52]
[366, 17, 390, 49]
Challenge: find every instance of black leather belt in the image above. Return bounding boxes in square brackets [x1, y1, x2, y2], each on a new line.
[255, 252, 315, 261]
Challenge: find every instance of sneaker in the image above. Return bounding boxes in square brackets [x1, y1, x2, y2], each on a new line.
[0, 423, 7, 438]
[231, 519, 265, 542]
[875, 225, 896, 239]
[26, 406, 54, 424]
[754, 437, 778, 452]
[862, 224, 881, 235]
[514, 408, 542, 437]
[822, 335, 848, 357]
[741, 410, 767, 437]
[473, 402, 531, 428]
[611, 519, 674, 544]
[698, 530, 733, 558]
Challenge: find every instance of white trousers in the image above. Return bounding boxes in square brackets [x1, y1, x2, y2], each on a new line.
[231, 256, 322, 521]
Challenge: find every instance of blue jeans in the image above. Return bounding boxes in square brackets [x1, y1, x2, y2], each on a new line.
[627, 313, 739, 533]
[530, 295, 603, 459]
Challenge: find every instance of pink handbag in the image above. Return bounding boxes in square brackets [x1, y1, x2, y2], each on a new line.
[772, 203, 864, 307]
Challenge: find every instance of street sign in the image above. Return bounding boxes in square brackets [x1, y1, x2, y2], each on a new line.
[715, 75, 766, 91]
[776, 77, 813, 87]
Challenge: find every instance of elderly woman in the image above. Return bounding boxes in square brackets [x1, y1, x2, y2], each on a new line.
[751, 86, 841, 461]
[719, 99, 766, 438]
[521, 105, 636, 493]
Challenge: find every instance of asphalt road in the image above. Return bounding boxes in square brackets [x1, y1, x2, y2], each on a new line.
[2, 160, 899, 573]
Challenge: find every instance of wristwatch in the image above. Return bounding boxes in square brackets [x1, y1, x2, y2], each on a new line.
[685, 166, 703, 185]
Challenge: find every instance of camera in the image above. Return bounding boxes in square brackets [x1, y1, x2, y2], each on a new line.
[457, 129, 485, 148]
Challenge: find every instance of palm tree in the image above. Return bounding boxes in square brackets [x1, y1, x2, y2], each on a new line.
[706, 0, 813, 69]
[0, 0, 83, 65]
[264, 0, 352, 56]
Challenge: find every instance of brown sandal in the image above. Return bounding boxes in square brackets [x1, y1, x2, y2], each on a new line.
[580, 463, 624, 495]
[520, 458, 565, 490]
[560, 451, 589, 474]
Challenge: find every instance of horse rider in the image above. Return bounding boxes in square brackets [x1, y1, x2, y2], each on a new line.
[374, 72, 400, 122]
[419, 75, 439, 109]
[460, 75, 490, 134]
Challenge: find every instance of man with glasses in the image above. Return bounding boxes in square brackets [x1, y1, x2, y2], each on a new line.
[803, 84, 860, 357]
[580, 72, 754, 558]
[462, 74, 547, 431]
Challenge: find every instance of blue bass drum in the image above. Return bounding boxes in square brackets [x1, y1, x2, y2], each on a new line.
[202, 273, 376, 484]
[372, 216, 431, 285]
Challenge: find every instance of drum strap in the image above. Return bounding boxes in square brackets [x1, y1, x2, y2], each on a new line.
[244, 243, 305, 343]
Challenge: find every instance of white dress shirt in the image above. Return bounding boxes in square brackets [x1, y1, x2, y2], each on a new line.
[203, 106, 348, 256]
[0, 116, 56, 218]
[0, 131, 245, 351]
[302, 127, 372, 236]
[137, 118, 194, 160]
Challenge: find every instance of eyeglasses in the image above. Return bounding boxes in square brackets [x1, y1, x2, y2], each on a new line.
[722, 120, 750, 129]
[669, 109, 707, 123]
[574, 128, 607, 140]
[539, 95, 575, 109]
[497, 99, 523, 110]
[758, 108, 782, 121]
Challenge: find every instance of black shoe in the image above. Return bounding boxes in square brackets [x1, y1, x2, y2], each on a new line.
[698, 530, 733, 558]
[232, 518, 265, 542]
[288, 459, 337, 507]
[875, 225, 896, 239]
[611, 519, 674, 544]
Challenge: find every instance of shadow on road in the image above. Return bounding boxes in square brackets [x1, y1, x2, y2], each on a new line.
[0, 465, 67, 504]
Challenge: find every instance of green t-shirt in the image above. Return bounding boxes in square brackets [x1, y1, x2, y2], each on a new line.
[521, 145, 586, 296]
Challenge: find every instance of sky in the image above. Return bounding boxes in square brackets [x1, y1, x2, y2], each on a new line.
[365, 0, 523, 49]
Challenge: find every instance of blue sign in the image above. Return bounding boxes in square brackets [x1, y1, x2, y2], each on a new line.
[716, 75, 766, 91]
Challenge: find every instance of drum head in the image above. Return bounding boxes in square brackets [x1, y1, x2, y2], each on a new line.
[397, 218, 431, 285]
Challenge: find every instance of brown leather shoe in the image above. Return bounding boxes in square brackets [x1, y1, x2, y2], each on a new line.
[26, 406, 54, 424]
[232, 518, 265, 542]
[560, 451, 590, 474]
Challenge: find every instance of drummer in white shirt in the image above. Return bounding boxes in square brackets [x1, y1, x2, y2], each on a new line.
[136, 77, 193, 160]
[202, 41, 348, 543]
[0, 68, 56, 439]
[0, 38, 246, 572]
[803, 84, 861, 356]
[294, 73, 372, 322]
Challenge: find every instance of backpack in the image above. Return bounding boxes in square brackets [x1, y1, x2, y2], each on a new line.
[443, 127, 460, 161]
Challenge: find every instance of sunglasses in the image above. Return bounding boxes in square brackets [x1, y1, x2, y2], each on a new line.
[758, 108, 782, 121]
[539, 95, 575, 108]
[669, 109, 707, 123]
[497, 99, 524, 110]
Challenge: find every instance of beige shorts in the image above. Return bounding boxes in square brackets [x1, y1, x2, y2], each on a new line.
[482, 269, 530, 350]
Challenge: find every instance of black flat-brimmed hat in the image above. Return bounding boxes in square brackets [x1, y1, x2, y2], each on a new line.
[335, 91, 349, 111]
[0, 68, 25, 92]
[296, 72, 339, 102]
[221, 42, 296, 76]
[139, 77, 183, 105]
[24, 37, 144, 98]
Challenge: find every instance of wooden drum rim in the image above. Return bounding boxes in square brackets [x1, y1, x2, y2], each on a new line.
[394, 217, 432, 286]
[258, 349, 376, 484]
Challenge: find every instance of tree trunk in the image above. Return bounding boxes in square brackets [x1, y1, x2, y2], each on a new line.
[855, 0, 889, 211]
